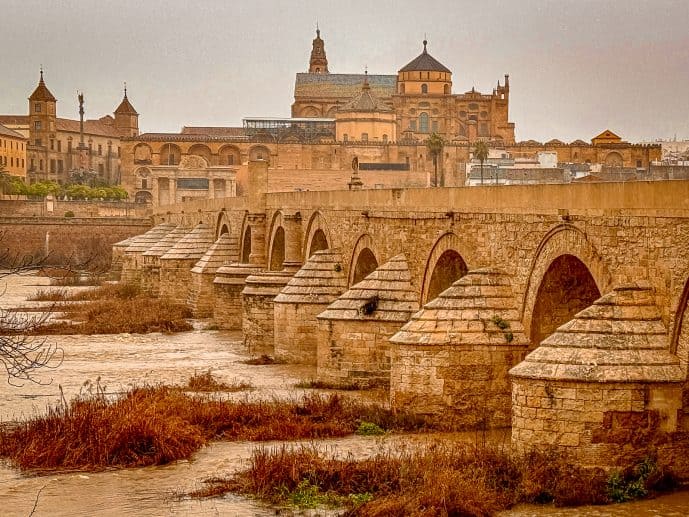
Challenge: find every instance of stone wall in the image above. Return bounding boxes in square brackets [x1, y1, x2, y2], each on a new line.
[0, 199, 147, 218]
[1, 216, 150, 269]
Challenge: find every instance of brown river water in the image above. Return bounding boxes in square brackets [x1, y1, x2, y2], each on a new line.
[1, 273, 688, 516]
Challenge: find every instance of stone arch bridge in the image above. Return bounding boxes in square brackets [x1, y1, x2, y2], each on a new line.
[118, 161, 689, 473]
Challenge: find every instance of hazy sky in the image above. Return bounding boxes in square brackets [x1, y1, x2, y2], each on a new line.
[2, 0, 688, 142]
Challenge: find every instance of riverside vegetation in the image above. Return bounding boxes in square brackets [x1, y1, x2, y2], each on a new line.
[27, 283, 193, 334]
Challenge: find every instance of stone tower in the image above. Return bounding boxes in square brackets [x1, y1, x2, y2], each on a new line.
[114, 84, 139, 138]
[308, 27, 329, 74]
[28, 68, 57, 148]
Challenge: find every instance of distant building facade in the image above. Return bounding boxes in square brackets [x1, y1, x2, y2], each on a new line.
[0, 71, 139, 185]
[119, 30, 660, 204]
[0, 124, 27, 179]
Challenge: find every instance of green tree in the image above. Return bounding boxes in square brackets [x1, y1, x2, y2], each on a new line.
[0, 162, 11, 197]
[473, 141, 489, 185]
[426, 133, 445, 187]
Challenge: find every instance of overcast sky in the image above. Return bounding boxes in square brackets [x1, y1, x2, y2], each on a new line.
[2, 0, 687, 142]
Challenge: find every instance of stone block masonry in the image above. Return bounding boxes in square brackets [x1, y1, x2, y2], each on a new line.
[1, 216, 150, 270]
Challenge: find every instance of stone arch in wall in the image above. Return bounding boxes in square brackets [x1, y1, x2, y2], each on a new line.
[215, 210, 231, 239]
[160, 143, 181, 165]
[326, 106, 338, 117]
[301, 106, 320, 117]
[604, 151, 624, 167]
[188, 144, 212, 164]
[134, 191, 152, 204]
[303, 211, 332, 260]
[267, 211, 286, 272]
[249, 145, 271, 162]
[218, 145, 241, 166]
[420, 231, 477, 304]
[349, 233, 379, 286]
[522, 224, 612, 349]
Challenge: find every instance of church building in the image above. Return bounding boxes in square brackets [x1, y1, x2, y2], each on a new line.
[292, 30, 515, 144]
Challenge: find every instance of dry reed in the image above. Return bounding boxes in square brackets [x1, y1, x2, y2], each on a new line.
[0, 387, 431, 472]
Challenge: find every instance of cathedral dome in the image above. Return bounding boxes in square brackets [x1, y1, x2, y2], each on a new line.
[399, 40, 451, 73]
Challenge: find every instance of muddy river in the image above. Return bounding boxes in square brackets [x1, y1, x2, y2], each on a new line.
[1, 274, 687, 516]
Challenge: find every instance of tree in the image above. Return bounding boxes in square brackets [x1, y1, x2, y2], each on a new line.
[426, 133, 445, 187]
[473, 141, 489, 185]
[0, 239, 63, 386]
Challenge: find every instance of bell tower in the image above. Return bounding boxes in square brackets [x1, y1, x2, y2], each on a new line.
[308, 26, 329, 74]
[114, 83, 139, 138]
[28, 68, 57, 148]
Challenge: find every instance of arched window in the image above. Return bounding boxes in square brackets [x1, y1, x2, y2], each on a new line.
[421, 83, 428, 94]
[399, 83, 405, 94]
[361, 133, 368, 142]
[343, 133, 348, 142]
[419, 112, 429, 133]
[382, 134, 388, 143]
[444, 84, 450, 94]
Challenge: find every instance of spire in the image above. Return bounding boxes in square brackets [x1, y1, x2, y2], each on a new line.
[423, 36, 428, 54]
[29, 67, 57, 102]
[115, 82, 138, 115]
[363, 66, 369, 89]
[308, 26, 329, 74]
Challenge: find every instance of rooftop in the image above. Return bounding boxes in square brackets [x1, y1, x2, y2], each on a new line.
[399, 40, 451, 74]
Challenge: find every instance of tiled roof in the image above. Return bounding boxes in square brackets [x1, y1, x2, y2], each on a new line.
[339, 79, 393, 113]
[114, 93, 138, 115]
[181, 126, 246, 137]
[510, 284, 683, 382]
[274, 249, 347, 305]
[0, 123, 26, 139]
[294, 73, 396, 100]
[55, 117, 121, 138]
[399, 42, 451, 73]
[0, 115, 29, 126]
[29, 74, 57, 102]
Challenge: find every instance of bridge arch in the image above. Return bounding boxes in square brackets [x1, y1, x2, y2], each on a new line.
[420, 231, 476, 304]
[523, 224, 612, 348]
[267, 211, 286, 271]
[239, 213, 251, 263]
[303, 211, 332, 260]
[349, 233, 379, 286]
[215, 210, 231, 238]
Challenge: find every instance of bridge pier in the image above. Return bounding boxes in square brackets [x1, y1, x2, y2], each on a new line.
[120, 223, 174, 285]
[510, 284, 685, 470]
[316, 254, 419, 387]
[390, 268, 528, 429]
[242, 270, 293, 357]
[273, 249, 347, 364]
[212, 263, 261, 329]
[158, 223, 214, 304]
[189, 233, 239, 317]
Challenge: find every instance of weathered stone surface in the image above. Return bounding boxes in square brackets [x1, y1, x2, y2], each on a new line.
[390, 268, 528, 428]
[242, 271, 293, 357]
[159, 223, 214, 304]
[511, 284, 684, 383]
[140, 225, 190, 296]
[120, 223, 176, 284]
[213, 263, 261, 329]
[188, 233, 239, 317]
[317, 254, 419, 386]
[510, 284, 684, 469]
[274, 249, 347, 364]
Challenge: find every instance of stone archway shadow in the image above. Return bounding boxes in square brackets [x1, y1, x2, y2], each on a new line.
[420, 231, 478, 305]
[349, 233, 379, 287]
[522, 224, 613, 348]
[303, 211, 332, 261]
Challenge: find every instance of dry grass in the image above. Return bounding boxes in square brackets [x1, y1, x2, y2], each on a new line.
[185, 370, 253, 392]
[0, 387, 434, 472]
[295, 379, 361, 391]
[193, 444, 676, 515]
[28, 283, 192, 335]
[27, 288, 69, 302]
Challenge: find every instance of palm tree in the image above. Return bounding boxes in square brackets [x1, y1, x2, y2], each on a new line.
[473, 141, 489, 185]
[426, 133, 445, 187]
